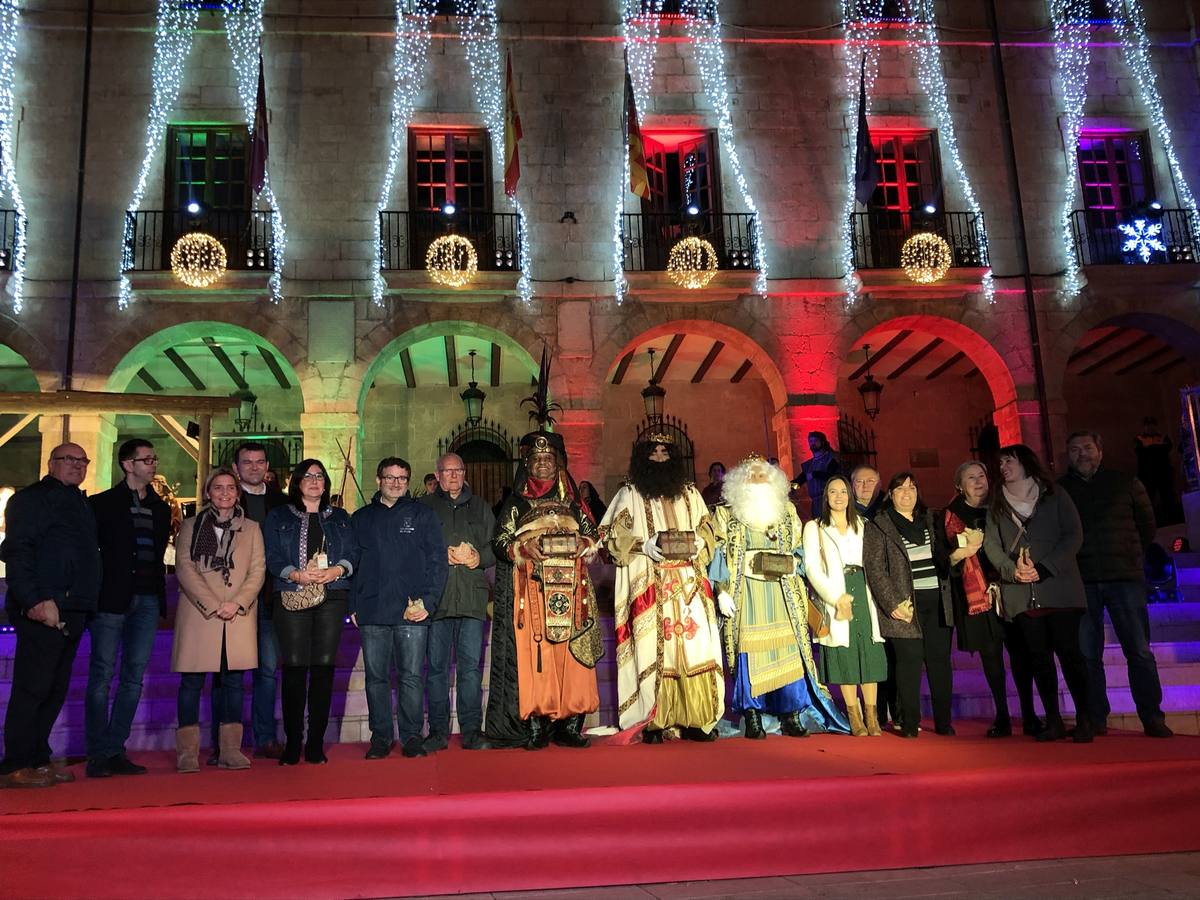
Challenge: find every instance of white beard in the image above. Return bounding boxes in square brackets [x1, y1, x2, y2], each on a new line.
[726, 481, 788, 533]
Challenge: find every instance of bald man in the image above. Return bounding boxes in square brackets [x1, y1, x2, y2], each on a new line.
[1, 443, 102, 787]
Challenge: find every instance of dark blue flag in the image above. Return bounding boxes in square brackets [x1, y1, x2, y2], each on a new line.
[853, 55, 879, 205]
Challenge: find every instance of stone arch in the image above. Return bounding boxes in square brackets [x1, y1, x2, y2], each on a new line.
[0, 312, 61, 391]
[0, 341, 49, 487]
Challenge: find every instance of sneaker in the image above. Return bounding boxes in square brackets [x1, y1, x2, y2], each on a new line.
[401, 738, 427, 759]
[1144, 721, 1174, 738]
[106, 753, 148, 775]
[422, 733, 449, 754]
[365, 741, 392, 760]
[85, 757, 113, 779]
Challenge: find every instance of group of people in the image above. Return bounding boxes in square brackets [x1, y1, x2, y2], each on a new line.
[0, 420, 1173, 788]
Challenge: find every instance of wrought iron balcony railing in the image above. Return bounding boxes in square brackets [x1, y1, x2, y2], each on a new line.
[0, 209, 18, 271]
[378, 210, 522, 272]
[621, 212, 758, 273]
[124, 209, 275, 272]
[1070, 208, 1199, 266]
[849, 210, 989, 270]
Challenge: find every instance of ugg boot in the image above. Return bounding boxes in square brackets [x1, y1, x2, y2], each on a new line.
[847, 704, 868, 737]
[175, 725, 201, 773]
[217, 723, 251, 770]
[864, 705, 883, 737]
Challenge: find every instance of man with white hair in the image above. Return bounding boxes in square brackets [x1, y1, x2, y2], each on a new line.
[709, 456, 847, 738]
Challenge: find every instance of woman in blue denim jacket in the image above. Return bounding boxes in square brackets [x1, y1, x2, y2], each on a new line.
[264, 459, 358, 765]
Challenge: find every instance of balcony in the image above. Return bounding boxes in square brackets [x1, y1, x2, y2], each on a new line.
[0, 209, 18, 270]
[621, 212, 758, 273]
[1070, 208, 1199, 266]
[124, 209, 275, 272]
[849, 210, 989, 270]
[378, 210, 522, 272]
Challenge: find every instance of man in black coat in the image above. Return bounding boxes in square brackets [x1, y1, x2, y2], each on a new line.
[1, 443, 102, 787]
[84, 439, 172, 778]
[1060, 430, 1171, 738]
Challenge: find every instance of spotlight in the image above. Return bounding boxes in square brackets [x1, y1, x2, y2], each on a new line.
[686, 203, 700, 216]
[442, 203, 456, 216]
[559, 211, 577, 224]
[1150, 201, 1163, 211]
[186, 201, 202, 215]
[923, 204, 937, 214]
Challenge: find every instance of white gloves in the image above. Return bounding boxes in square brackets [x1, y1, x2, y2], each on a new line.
[717, 591, 736, 618]
[643, 533, 665, 563]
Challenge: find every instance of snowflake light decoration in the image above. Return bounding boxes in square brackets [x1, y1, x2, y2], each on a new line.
[1119, 218, 1165, 263]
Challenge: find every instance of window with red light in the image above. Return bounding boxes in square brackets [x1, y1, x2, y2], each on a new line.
[640, 131, 720, 216]
[408, 129, 492, 213]
[869, 131, 941, 213]
[1077, 132, 1153, 211]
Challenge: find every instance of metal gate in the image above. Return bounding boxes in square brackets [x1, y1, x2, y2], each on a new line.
[438, 419, 518, 508]
[633, 415, 696, 484]
[836, 413, 877, 472]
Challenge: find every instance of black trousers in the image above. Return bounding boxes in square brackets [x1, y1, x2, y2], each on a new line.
[2, 612, 85, 772]
[890, 589, 954, 732]
[1017, 609, 1089, 725]
[281, 664, 335, 750]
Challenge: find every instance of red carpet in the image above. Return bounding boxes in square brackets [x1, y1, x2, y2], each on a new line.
[3, 721, 1199, 899]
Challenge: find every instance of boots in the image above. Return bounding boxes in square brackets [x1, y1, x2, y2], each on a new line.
[524, 715, 552, 751]
[864, 705, 883, 737]
[780, 711, 809, 738]
[217, 723, 251, 770]
[743, 708, 766, 740]
[280, 666, 307, 765]
[552, 714, 591, 748]
[175, 725, 200, 773]
[847, 703, 868, 737]
[305, 665, 333, 764]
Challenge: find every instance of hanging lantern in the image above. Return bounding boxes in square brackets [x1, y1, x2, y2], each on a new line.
[855, 344, 883, 420]
[425, 234, 478, 288]
[460, 349, 486, 424]
[666, 236, 719, 289]
[170, 233, 227, 288]
[900, 232, 953, 284]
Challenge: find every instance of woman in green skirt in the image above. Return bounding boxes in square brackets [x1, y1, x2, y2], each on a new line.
[802, 475, 887, 735]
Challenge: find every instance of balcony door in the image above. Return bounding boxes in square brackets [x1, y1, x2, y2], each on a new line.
[866, 130, 942, 267]
[163, 125, 251, 269]
[1077, 131, 1155, 263]
[640, 131, 720, 269]
[408, 129, 493, 268]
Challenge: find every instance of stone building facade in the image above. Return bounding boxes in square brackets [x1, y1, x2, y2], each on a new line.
[1, 0, 1200, 510]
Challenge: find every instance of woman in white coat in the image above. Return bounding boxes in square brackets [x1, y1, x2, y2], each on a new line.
[803, 475, 886, 735]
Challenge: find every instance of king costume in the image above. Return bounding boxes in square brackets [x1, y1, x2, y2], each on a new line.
[709, 457, 848, 737]
[600, 434, 724, 741]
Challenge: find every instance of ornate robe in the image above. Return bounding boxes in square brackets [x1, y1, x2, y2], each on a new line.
[601, 484, 724, 732]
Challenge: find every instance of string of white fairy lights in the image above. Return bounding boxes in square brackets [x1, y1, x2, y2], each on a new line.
[0, 0, 27, 312]
[1049, 0, 1091, 297]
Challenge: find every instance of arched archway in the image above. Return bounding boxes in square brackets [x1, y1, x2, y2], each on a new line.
[0, 344, 45, 489]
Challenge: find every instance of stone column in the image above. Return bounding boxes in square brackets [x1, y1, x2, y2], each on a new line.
[51, 414, 118, 494]
[782, 394, 838, 478]
[555, 407, 604, 487]
[300, 411, 365, 510]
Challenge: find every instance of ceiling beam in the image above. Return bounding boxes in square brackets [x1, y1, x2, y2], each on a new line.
[0, 390, 235, 416]
[399, 348, 416, 389]
[848, 329, 913, 380]
[964, 367, 980, 379]
[691, 340, 725, 383]
[444, 335, 458, 388]
[731, 359, 753, 383]
[612, 351, 634, 385]
[1077, 333, 1155, 377]
[1152, 356, 1186, 375]
[202, 337, 249, 391]
[925, 350, 965, 381]
[651, 334, 686, 383]
[490, 343, 502, 387]
[136, 367, 163, 393]
[1114, 345, 1171, 376]
[1068, 327, 1128, 364]
[163, 348, 205, 392]
[258, 345, 291, 389]
[887, 338, 942, 380]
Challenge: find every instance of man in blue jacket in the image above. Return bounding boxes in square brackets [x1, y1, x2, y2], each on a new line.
[351, 457, 448, 759]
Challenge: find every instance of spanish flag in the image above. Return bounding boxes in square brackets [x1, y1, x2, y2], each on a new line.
[503, 50, 522, 199]
[624, 54, 650, 200]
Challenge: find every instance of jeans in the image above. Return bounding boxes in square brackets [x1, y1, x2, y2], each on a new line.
[84, 594, 159, 760]
[1079, 581, 1166, 728]
[178, 639, 244, 727]
[252, 616, 280, 745]
[2, 613, 84, 772]
[426, 616, 486, 737]
[360, 624, 427, 745]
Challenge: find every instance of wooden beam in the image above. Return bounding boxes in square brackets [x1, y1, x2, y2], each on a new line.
[163, 348, 206, 392]
[848, 330, 913, 380]
[195, 414, 212, 503]
[490, 343, 502, 387]
[202, 337, 249, 390]
[652, 334, 686, 383]
[1069, 327, 1127, 364]
[0, 390, 237, 416]
[258, 345, 291, 389]
[136, 368, 163, 392]
[444, 335, 458, 388]
[887, 338, 943, 380]
[1153, 356, 1186, 375]
[1077, 334, 1155, 377]
[1115, 345, 1171, 376]
[612, 351, 634, 385]
[0, 413, 36, 451]
[691, 340, 725, 383]
[731, 359, 753, 383]
[150, 414, 200, 463]
[964, 367, 980, 379]
[399, 348, 416, 388]
[925, 350, 965, 381]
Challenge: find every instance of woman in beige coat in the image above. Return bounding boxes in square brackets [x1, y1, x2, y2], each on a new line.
[172, 467, 265, 772]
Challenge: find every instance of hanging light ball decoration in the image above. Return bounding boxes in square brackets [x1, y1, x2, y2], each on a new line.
[425, 234, 478, 288]
[900, 232, 953, 285]
[666, 237, 719, 290]
[170, 232, 227, 288]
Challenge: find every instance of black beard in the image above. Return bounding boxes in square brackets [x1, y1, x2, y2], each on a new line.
[629, 453, 688, 500]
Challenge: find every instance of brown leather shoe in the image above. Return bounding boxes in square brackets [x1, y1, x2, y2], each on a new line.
[6, 766, 57, 788]
[254, 740, 285, 760]
[48, 761, 76, 783]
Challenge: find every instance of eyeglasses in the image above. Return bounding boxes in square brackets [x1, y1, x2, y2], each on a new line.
[52, 455, 90, 465]
[301, 472, 326, 482]
[380, 475, 410, 483]
[131, 456, 158, 465]
[437, 468, 465, 475]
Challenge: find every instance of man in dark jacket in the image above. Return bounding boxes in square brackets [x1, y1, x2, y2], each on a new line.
[1060, 430, 1171, 737]
[420, 452, 496, 752]
[1, 443, 102, 787]
[351, 457, 448, 760]
[84, 438, 171, 778]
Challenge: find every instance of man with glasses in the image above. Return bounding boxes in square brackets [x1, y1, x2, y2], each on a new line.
[84, 439, 172, 778]
[351, 457, 447, 759]
[1, 443, 102, 787]
[420, 452, 496, 752]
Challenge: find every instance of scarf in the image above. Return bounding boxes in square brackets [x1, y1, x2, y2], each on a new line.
[944, 502, 989, 615]
[886, 506, 928, 546]
[1002, 479, 1039, 524]
[189, 506, 240, 587]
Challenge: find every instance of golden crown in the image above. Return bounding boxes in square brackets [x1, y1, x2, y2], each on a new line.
[647, 432, 675, 445]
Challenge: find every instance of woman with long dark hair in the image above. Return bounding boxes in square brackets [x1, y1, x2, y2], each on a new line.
[983, 444, 1092, 743]
[264, 459, 358, 764]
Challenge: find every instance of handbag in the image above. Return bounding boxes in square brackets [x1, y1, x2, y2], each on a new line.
[281, 555, 327, 612]
[807, 595, 831, 639]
